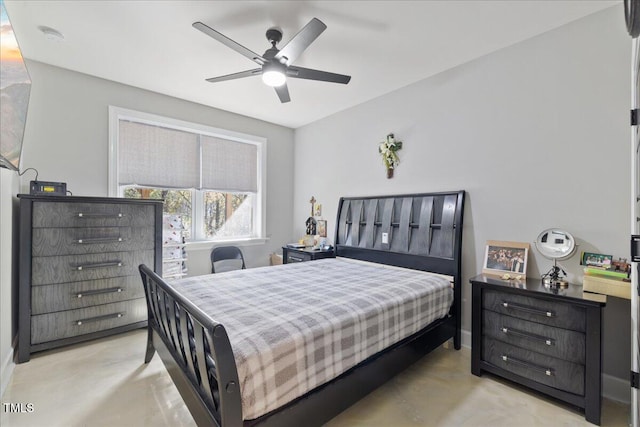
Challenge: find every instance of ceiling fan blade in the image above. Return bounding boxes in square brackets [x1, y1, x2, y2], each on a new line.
[205, 69, 262, 83]
[274, 18, 326, 66]
[274, 83, 291, 103]
[287, 66, 351, 84]
[193, 21, 266, 65]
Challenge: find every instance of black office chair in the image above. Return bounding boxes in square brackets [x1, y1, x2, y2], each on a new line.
[211, 246, 246, 273]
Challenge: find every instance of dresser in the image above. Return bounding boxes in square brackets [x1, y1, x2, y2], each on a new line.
[470, 275, 606, 425]
[282, 246, 335, 263]
[18, 195, 162, 363]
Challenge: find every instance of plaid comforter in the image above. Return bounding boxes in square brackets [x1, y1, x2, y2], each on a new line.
[169, 257, 453, 420]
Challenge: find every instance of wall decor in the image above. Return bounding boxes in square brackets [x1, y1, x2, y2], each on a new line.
[482, 240, 529, 279]
[378, 133, 403, 178]
[317, 220, 327, 237]
[306, 196, 317, 235]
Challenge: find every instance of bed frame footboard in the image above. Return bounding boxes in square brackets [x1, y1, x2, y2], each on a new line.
[139, 191, 465, 427]
[139, 264, 243, 427]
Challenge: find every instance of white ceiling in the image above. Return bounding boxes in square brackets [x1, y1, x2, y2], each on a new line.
[4, 1, 618, 129]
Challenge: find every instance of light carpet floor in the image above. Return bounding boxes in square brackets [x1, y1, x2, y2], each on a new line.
[1, 329, 631, 426]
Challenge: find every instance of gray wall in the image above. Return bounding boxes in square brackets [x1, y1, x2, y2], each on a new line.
[293, 6, 631, 390]
[19, 60, 295, 275]
[1, 60, 295, 397]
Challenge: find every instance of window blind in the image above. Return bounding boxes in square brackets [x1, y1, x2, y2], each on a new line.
[118, 120, 257, 192]
[202, 135, 257, 192]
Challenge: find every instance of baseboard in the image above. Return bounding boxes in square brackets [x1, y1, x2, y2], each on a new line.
[459, 329, 630, 405]
[0, 337, 16, 399]
[461, 328, 471, 349]
[602, 373, 631, 404]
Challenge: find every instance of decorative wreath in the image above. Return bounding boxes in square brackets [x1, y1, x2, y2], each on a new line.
[378, 133, 403, 178]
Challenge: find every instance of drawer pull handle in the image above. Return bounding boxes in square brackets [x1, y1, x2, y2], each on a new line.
[501, 327, 554, 346]
[502, 301, 555, 318]
[75, 261, 123, 271]
[289, 256, 304, 262]
[501, 354, 554, 376]
[76, 287, 123, 298]
[77, 212, 124, 218]
[77, 237, 123, 244]
[76, 312, 124, 326]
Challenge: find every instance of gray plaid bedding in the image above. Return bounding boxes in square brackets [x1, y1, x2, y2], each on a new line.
[169, 257, 453, 420]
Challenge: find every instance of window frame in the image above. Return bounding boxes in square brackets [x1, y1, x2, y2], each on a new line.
[108, 106, 267, 245]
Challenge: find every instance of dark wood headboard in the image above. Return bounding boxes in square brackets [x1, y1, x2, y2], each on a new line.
[334, 191, 465, 282]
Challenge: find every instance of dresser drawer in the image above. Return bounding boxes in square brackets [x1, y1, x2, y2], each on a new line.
[483, 310, 585, 364]
[483, 338, 584, 395]
[483, 289, 586, 332]
[31, 276, 145, 315]
[31, 250, 154, 286]
[32, 202, 155, 228]
[32, 227, 155, 256]
[31, 299, 147, 344]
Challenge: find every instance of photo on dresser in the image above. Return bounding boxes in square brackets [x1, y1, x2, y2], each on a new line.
[482, 240, 529, 278]
[580, 251, 613, 269]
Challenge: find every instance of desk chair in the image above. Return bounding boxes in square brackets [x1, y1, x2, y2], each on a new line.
[211, 246, 246, 273]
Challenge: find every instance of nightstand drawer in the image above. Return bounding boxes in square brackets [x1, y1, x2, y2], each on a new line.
[483, 338, 584, 395]
[483, 310, 585, 364]
[287, 252, 312, 263]
[483, 289, 586, 332]
[282, 246, 335, 264]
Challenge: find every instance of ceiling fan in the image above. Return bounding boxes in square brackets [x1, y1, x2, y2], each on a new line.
[193, 18, 351, 103]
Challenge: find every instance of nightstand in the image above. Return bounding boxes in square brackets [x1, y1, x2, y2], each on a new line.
[282, 246, 335, 264]
[470, 275, 606, 425]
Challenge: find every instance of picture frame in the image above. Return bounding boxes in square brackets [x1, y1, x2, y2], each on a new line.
[317, 220, 327, 238]
[580, 251, 613, 269]
[483, 240, 529, 278]
[314, 203, 322, 217]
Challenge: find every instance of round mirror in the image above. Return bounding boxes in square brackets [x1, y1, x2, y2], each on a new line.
[535, 228, 576, 261]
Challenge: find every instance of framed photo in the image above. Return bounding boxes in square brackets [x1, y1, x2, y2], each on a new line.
[580, 251, 613, 269]
[317, 220, 327, 238]
[483, 240, 529, 278]
[314, 203, 322, 217]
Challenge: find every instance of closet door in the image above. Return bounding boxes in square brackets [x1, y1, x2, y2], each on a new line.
[632, 35, 639, 427]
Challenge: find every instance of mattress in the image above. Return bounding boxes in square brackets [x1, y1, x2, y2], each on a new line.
[169, 257, 453, 420]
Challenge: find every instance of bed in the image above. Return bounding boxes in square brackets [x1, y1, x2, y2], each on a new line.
[139, 191, 465, 427]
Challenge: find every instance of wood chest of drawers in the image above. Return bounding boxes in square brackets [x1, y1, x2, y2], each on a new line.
[18, 195, 163, 363]
[470, 275, 606, 425]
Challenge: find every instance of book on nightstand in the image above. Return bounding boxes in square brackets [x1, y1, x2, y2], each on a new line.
[583, 266, 629, 279]
[583, 272, 631, 300]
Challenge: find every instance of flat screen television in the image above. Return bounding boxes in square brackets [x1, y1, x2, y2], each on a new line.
[0, 0, 31, 171]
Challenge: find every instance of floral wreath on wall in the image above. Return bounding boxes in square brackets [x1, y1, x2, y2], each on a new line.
[378, 133, 403, 178]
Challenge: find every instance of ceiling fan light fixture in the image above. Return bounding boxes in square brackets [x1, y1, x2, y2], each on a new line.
[262, 69, 286, 87]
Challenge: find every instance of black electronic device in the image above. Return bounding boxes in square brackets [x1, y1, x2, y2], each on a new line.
[29, 181, 67, 196]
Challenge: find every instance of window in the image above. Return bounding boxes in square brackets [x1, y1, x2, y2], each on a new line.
[108, 107, 266, 242]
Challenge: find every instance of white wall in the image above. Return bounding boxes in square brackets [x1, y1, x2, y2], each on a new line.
[0, 168, 19, 397]
[294, 6, 631, 387]
[19, 60, 295, 275]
